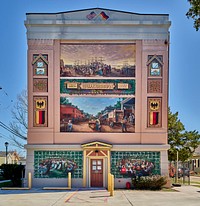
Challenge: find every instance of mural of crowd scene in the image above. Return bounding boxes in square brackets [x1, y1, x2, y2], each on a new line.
[60, 79, 135, 95]
[111, 151, 160, 178]
[60, 44, 136, 77]
[34, 151, 83, 178]
[60, 97, 135, 133]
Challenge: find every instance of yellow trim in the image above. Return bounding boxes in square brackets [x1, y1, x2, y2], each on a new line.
[86, 150, 94, 157]
[82, 141, 112, 188]
[83, 150, 87, 187]
[1, 187, 30, 190]
[107, 150, 111, 174]
[28, 172, 32, 189]
[100, 150, 107, 156]
[82, 141, 112, 148]
[43, 187, 71, 190]
[82, 146, 111, 150]
[87, 156, 106, 159]
[68, 172, 71, 189]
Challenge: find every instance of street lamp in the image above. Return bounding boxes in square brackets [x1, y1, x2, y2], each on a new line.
[5, 142, 9, 164]
[175, 149, 179, 183]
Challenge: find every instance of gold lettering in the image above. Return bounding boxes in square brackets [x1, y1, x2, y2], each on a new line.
[117, 83, 129, 89]
[66, 82, 78, 89]
[80, 83, 115, 90]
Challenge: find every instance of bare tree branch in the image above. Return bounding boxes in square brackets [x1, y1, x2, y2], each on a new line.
[9, 90, 27, 147]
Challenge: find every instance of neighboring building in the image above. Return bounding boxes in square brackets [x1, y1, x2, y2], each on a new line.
[189, 146, 200, 172]
[0, 151, 23, 165]
[25, 8, 171, 188]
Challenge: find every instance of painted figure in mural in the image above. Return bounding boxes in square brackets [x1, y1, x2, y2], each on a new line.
[67, 120, 73, 132]
[38, 158, 78, 177]
[95, 119, 101, 132]
[65, 160, 78, 173]
[138, 162, 154, 177]
[121, 116, 127, 132]
[117, 158, 155, 178]
[129, 113, 135, 125]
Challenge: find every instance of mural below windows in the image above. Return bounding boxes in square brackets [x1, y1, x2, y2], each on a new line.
[60, 44, 136, 77]
[111, 151, 160, 178]
[60, 97, 135, 133]
[34, 151, 83, 178]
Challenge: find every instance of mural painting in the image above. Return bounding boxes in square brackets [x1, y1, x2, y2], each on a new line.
[60, 44, 136, 77]
[111, 151, 160, 178]
[60, 79, 135, 95]
[34, 151, 83, 178]
[117, 158, 154, 178]
[60, 97, 135, 133]
[38, 158, 77, 178]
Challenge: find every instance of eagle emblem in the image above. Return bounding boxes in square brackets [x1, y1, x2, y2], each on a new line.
[150, 100, 160, 111]
[36, 100, 46, 109]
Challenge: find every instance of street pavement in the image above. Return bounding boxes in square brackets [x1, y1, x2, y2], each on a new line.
[0, 185, 200, 206]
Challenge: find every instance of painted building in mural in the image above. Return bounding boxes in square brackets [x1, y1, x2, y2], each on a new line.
[25, 8, 171, 188]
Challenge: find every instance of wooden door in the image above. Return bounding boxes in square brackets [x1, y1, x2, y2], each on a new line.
[91, 159, 103, 187]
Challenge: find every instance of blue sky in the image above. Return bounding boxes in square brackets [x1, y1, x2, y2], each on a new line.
[0, 0, 200, 153]
[67, 97, 120, 116]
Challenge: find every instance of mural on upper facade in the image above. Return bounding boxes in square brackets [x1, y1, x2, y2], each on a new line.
[60, 79, 135, 95]
[60, 44, 136, 77]
[60, 97, 135, 133]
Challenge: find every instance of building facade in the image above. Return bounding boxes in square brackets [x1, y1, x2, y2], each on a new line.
[25, 8, 171, 188]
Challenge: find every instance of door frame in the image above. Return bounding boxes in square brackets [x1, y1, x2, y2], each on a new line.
[82, 141, 112, 188]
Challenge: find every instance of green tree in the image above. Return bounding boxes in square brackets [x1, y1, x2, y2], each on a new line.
[186, 0, 200, 31]
[168, 107, 200, 162]
[60, 97, 70, 105]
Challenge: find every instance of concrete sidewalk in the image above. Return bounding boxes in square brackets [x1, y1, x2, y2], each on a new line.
[0, 186, 200, 206]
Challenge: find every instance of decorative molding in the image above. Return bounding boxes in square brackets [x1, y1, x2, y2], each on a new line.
[147, 55, 163, 77]
[25, 9, 170, 40]
[143, 39, 166, 45]
[28, 39, 54, 45]
[33, 78, 48, 92]
[147, 97, 162, 128]
[147, 55, 163, 66]
[147, 79, 162, 93]
[60, 79, 135, 95]
[33, 96, 48, 127]
[32, 54, 48, 76]
[29, 45, 54, 50]
[32, 54, 49, 65]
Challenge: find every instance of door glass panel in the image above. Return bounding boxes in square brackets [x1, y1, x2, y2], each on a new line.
[97, 160, 102, 165]
[92, 166, 97, 170]
[97, 166, 101, 170]
[92, 160, 97, 165]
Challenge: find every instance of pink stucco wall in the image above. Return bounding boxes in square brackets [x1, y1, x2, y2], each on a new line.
[27, 39, 168, 145]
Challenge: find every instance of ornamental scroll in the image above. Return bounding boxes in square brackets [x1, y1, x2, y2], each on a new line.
[60, 79, 135, 95]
